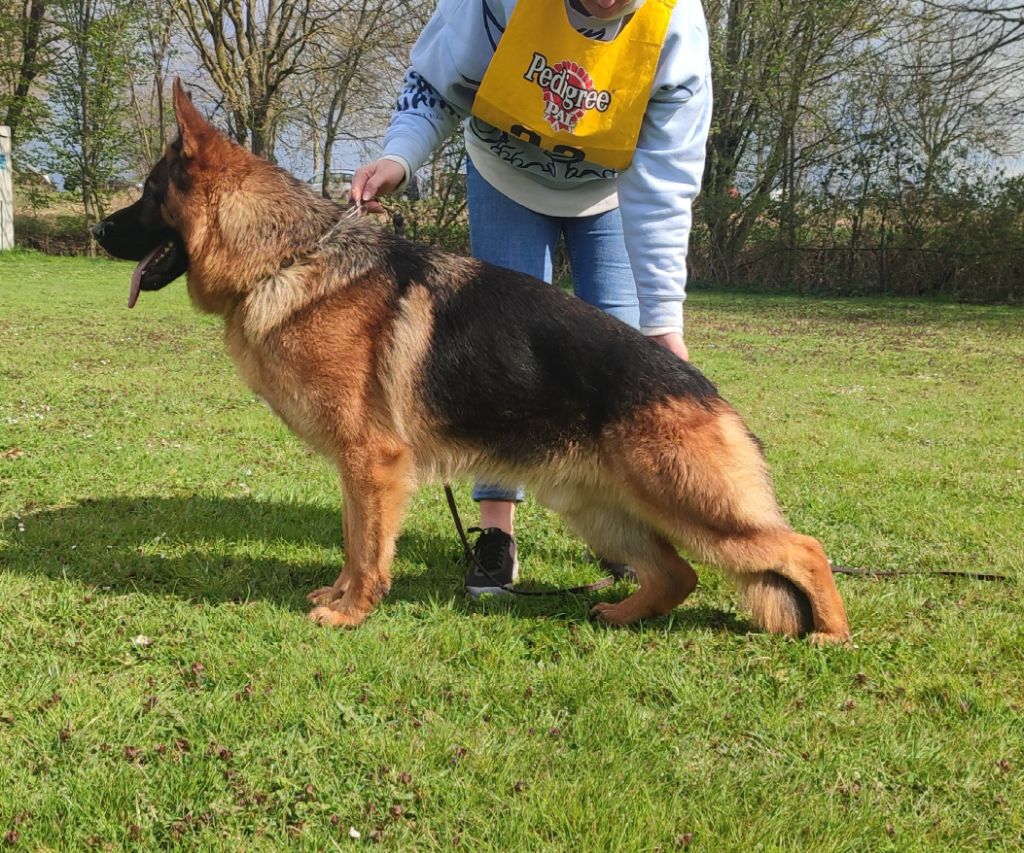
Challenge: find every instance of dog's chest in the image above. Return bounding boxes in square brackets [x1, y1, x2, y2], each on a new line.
[223, 318, 330, 452]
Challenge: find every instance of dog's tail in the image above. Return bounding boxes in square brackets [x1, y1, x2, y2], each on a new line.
[735, 571, 814, 637]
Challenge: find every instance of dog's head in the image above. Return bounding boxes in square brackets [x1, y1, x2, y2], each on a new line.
[90, 148, 188, 308]
[95, 79, 348, 313]
[92, 80, 252, 309]
[92, 81, 213, 306]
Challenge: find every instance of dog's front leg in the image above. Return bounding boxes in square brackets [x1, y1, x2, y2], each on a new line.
[307, 482, 354, 606]
[308, 441, 414, 628]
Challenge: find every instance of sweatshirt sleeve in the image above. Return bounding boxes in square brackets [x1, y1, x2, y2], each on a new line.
[618, 0, 712, 336]
[383, 70, 465, 179]
[383, 0, 493, 175]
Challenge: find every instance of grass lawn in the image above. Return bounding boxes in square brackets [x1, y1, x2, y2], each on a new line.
[1, 250, 1021, 850]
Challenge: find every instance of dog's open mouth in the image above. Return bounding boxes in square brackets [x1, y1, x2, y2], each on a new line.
[128, 237, 188, 308]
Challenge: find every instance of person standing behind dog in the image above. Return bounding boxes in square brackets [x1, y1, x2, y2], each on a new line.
[352, 0, 711, 596]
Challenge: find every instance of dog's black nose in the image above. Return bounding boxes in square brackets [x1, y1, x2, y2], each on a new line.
[91, 220, 108, 240]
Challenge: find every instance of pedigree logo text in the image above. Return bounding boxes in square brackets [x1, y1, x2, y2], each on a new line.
[523, 52, 612, 133]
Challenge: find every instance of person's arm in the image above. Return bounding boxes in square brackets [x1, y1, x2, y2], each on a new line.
[380, 70, 465, 190]
[352, 71, 464, 208]
[353, 0, 494, 207]
[618, 2, 712, 357]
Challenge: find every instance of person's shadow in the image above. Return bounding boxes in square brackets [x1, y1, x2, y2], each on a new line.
[0, 495, 749, 632]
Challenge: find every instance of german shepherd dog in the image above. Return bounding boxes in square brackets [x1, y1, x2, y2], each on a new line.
[92, 81, 850, 643]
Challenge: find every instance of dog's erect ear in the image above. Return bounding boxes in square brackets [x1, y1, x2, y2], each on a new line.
[172, 78, 216, 159]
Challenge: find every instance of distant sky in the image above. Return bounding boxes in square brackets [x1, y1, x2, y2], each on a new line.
[1003, 154, 1024, 177]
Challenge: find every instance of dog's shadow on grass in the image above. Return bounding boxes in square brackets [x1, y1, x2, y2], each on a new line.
[0, 496, 750, 634]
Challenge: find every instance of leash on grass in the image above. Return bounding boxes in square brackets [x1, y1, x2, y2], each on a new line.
[829, 564, 1009, 582]
[444, 484, 1010, 592]
[443, 484, 622, 596]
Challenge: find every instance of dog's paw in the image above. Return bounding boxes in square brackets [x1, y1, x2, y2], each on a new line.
[306, 585, 342, 606]
[589, 601, 631, 627]
[807, 631, 855, 648]
[308, 604, 368, 628]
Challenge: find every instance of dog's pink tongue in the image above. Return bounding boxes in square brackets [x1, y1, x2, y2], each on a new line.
[128, 244, 163, 309]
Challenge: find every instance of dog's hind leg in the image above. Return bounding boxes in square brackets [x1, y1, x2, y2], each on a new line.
[555, 502, 697, 625]
[605, 399, 850, 643]
[308, 440, 415, 628]
[590, 537, 698, 626]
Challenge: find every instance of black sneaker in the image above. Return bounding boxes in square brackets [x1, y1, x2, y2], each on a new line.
[464, 527, 520, 598]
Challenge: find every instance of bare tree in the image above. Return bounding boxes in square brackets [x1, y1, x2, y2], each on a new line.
[887, 22, 1013, 192]
[699, 0, 891, 281]
[922, 0, 1024, 71]
[176, 0, 331, 160]
[285, 0, 425, 197]
[123, 0, 181, 168]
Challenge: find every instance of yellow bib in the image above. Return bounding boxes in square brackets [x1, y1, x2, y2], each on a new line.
[472, 0, 675, 171]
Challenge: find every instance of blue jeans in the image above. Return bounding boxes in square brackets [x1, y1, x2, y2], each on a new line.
[467, 159, 639, 503]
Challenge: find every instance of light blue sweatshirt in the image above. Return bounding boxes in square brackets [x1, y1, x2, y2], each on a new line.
[383, 0, 712, 335]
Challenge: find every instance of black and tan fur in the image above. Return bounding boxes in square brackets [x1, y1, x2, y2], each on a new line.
[92, 81, 850, 643]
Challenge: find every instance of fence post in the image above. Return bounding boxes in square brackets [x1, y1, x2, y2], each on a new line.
[0, 126, 13, 251]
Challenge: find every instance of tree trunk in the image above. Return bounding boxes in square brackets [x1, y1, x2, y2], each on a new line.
[77, 0, 97, 253]
[319, 86, 348, 199]
[320, 129, 335, 199]
[4, 0, 48, 146]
